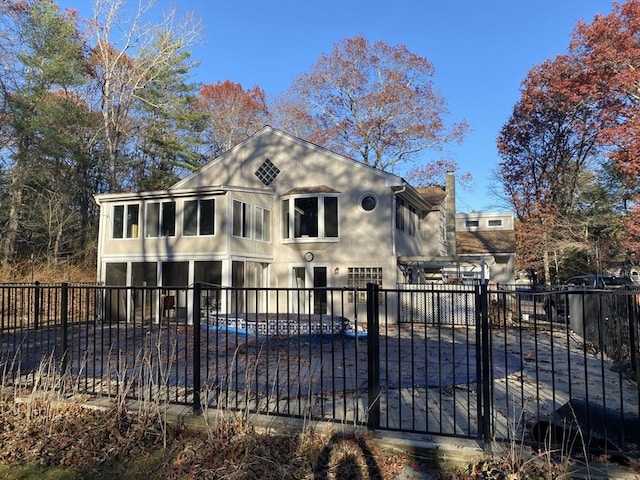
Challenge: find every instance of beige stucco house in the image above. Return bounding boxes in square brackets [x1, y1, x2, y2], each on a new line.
[94, 126, 515, 322]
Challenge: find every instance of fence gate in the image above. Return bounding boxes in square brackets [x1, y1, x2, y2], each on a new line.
[366, 283, 490, 442]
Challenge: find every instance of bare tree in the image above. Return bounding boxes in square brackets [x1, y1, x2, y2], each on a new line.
[88, 0, 202, 191]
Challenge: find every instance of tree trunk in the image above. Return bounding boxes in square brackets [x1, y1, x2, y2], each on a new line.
[543, 247, 551, 287]
[1, 163, 23, 266]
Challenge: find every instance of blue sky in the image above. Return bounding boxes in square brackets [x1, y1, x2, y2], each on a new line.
[58, 0, 616, 212]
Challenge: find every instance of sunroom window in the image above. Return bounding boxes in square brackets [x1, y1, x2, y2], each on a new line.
[183, 199, 215, 236]
[112, 204, 139, 239]
[145, 201, 176, 237]
[255, 206, 271, 242]
[232, 200, 251, 238]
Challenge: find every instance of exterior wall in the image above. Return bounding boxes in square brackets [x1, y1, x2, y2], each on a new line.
[95, 128, 424, 292]
[456, 211, 514, 232]
[420, 206, 447, 257]
[93, 127, 445, 322]
[491, 255, 516, 285]
[171, 128, 417, 290]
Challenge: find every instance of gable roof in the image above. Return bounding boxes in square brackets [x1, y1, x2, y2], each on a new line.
[171, 125, 402, 190]
[456, 230, 517, 255]
[169, 125, 434, 213]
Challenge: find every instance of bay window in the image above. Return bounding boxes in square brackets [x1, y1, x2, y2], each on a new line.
[281, 194, 339, 240]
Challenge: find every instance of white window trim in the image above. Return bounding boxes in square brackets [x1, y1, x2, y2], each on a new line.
[281, 194, 340, 243]
[359, 193, 378, 213]
[182, 198, 216, 237]
[254, 206, 271, 242]
[232, 199, 252, 239]
[111, 203, 140, 239]
[145, 200, 176, 238]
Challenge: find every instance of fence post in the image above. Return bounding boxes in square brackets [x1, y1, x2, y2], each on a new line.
[193, 282, 202, 414]
[34, 281, 40, 330]
[60, 282, 69, 375]
[478, 281, 492, 449]
[629, 293, 638, 374]
[366, 283, 380, 430]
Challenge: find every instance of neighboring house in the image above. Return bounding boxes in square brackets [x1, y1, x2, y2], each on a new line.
[398, 180, 516, 287]
[454, 212, 517, 285]
[94, 126, 515, 322]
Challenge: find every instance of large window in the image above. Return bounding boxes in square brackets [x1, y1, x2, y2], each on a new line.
[281, 195, 339, 240]
[112, 204, 139, 239]
[146, 201, 176, 237]
[408, 205, 417, 236]
[295, 197, 318, 237]
[183, 199, 215, 236]
[194, 261, 222, 285]
[232, 200, 251, 238]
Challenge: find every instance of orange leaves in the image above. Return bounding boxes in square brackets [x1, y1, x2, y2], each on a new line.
[199, 81, 267, 115]
[280, 35, 468, 172]
[197, 80, 269, 157]
[569, 0, 640, 173]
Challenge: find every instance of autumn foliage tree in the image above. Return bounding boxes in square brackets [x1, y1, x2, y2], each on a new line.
[197, 80, 269, 159]
[274, 36, 468, 175]
[494, 0, 640, 281]
[567, 0, 640, 257]
[497, 55, 603, 283]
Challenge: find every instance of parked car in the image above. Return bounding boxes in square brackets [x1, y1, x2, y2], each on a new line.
[562, 274, 634, 290]
[543, 274, 635, 324]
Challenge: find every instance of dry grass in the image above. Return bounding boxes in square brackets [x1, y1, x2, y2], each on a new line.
[0, 259, 97, 284]
[0, 396, 443, 479]
[0, 384, 599, 480]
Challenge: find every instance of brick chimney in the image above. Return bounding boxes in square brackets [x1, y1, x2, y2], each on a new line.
[445, 171, 456, 257]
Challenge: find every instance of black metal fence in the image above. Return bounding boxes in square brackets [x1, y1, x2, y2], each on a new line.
[1, 282, 639, 453]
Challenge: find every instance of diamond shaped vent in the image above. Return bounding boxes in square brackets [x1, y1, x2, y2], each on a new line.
[255, 158, 280, 186]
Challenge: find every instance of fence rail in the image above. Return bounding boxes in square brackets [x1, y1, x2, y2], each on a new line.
[0, 282, 638, 453]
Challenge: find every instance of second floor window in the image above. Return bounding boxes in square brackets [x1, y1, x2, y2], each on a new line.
[112, 204, 139, 239]
[233, 200, 251, 238]
[255, 206, 271, 242]
[183, 199, 215, 236]
[281, 195, 338, 240]
[395, 197, 417, 237]
[146, 201, 176, 237]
